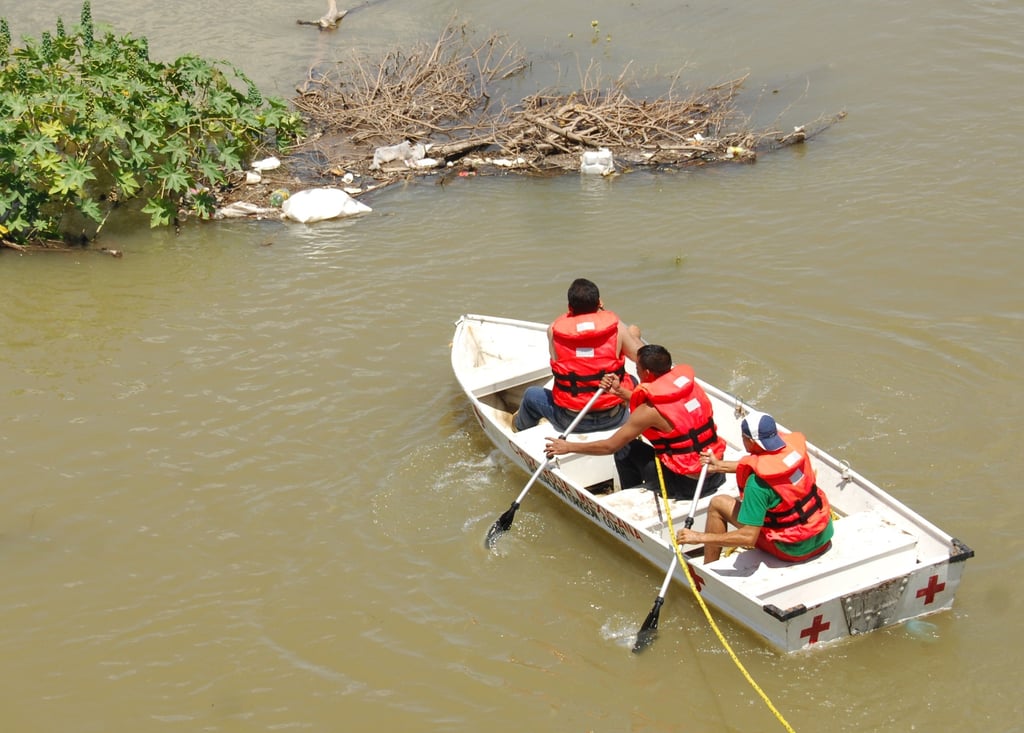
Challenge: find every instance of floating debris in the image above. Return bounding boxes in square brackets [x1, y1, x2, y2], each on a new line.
[251, 156, 282, 172]
[280, 188, 371, 223]
[580, 148, 614, 176]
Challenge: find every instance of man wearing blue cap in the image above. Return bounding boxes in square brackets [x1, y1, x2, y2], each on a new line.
[677, 411, 834, 564]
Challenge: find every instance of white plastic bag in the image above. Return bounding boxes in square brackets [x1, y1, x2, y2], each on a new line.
[281, 188, 372, 223]
[369, 141, 433, 170]
[215, 201, 279, 219]
[251, 156, 281, 171]
[370, 141, 413, 170]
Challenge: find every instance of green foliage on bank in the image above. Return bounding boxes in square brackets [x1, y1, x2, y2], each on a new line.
[0, 2, 304, 245]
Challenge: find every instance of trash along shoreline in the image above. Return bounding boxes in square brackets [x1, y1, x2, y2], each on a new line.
[213, 19, 843, 225]
[0, 16, 843, 253]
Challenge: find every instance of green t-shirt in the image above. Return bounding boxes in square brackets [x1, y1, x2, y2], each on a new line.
[738, 474, 833, 557]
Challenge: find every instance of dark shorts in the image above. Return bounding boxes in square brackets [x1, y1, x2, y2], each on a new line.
[614, 438, 725, 500]
[646, 465, 726, 501]
[553, 403, 626, 432]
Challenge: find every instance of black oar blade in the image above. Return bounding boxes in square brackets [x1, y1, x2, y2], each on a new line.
[484, 522, 506, 549]
[485, 502, 519, 548]
[632, 598, 664, 653]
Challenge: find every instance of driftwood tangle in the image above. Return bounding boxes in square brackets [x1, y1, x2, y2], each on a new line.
[267, 17, 843, 202]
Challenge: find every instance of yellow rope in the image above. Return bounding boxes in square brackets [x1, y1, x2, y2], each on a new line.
[655, 459, 798, 733]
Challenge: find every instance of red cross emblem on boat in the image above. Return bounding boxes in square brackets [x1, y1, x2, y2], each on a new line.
[915, 574, 946, 605]
[799, 614, 831, 645]
[689, 567, 705, 592]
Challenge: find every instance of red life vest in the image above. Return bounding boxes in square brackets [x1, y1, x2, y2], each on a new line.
[736, 432, 831, 544]
[629, 364, 725, 475]
[550, 310, 626, 412]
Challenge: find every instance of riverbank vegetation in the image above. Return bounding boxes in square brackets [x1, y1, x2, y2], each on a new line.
[1, 5, 841, 250]
[0, 2, 303, 249]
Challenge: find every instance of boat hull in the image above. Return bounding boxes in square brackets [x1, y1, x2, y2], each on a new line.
[452, 314, 972, 652]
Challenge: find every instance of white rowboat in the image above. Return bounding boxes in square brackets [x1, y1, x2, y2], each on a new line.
[451, 314, 973, 652]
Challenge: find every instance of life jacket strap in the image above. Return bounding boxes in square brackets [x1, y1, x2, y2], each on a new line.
[553, 365, 626, 397]
[763, 483, 824, 529]
[650, 417, 717, 455]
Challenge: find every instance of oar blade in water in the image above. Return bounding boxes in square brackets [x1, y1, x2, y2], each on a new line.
[631, 466, 703, 653]
[484, 503, 518, 548]
[483, 390, 605, 548]
[632, 598, 664, 653]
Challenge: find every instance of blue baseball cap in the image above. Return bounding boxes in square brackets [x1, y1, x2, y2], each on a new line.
[741, 411, 786, 452]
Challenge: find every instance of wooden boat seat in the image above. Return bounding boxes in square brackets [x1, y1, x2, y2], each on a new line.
[702, 510, 919, 609]
[598, 487, 721, 536]
[509, 424, 619, 491]
[598, 488, 671, 525]
[464, 361, 551, 397]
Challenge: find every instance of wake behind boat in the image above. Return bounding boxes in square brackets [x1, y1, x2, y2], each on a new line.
[451, 313, 973, 652]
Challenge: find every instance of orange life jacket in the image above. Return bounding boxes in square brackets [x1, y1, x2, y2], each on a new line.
[736, 432, 831, 544]
[550, 310, 626, 412]
[629, 364, 725, 475]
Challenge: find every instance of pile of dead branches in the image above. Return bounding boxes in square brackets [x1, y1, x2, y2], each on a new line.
[291, 21, 527, 167]
[281, 19, 841, 187]
[500, 71, 759, 168]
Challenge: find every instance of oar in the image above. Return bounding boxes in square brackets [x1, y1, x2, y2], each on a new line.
[484, 387, 608, 548]
[632, 461, 710, 653]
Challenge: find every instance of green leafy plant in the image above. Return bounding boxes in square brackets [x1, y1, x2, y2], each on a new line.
[0, 2, 304, 245]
